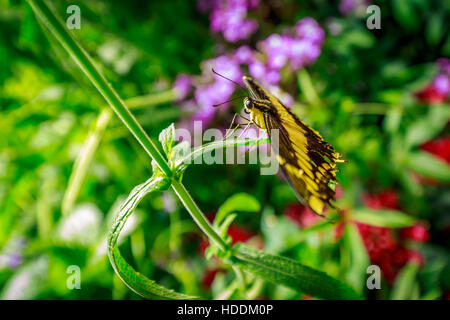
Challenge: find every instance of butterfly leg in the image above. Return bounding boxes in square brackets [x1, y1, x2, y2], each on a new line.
[223, 113, 241, 140]
[224, 113, 252, 139]
[236, 121, 253, 138]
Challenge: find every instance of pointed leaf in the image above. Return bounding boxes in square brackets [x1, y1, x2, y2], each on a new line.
[108, 175, 198, 300]
[232, 244, 362, 300]
[352, 208, 417, 228]
[215, 193, 261, 227]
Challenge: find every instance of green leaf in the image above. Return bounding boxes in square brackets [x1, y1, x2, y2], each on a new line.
[352, 208, 417, 228]
[344, 29, 376, 49]
[404, 151, 450, 182]
[342, 223, 370, 294]
[232, 244, 362, 300]
[392, 0, 418, 31]
[391, 263, 420, 300]
[214, 193, 261, 227]
[425, 12, 445, 46]
[405, 105, 450, 148]
[218, 214, 238, 238]
[159, 123, 176, 157]
[297, 69, 321, 106]
[107, 175, 198, 299]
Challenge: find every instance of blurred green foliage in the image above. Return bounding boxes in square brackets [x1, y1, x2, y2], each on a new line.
[0, 0, 449, 300]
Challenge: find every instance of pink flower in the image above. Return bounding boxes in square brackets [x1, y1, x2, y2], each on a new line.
[415, 85, 446, 105]
[284, 203, 319, 228]
[173, 74, 192, 100]
[362, 190, 400, 210]
[420, 136, 450, 164]
[433, 74, 450, 95]
[400, 223, 430, 242]
[295, 17, 325, 45]
[234, 45, 255, 64]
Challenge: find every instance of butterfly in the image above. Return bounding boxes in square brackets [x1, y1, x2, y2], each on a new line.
[242, 75, 344, 216]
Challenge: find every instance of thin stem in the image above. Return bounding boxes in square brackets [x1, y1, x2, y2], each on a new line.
[27, 0, 170, 176]
[171, 180, 227, 250]
[232, 265, 247, 293]
[28, 0, 227, 251]
[62, 108, 112, 216]
[62, 90, 177, 216]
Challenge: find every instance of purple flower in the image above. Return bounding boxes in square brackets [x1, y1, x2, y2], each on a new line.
[197, 0, 212, 13]
[8, 254, 22, 269]
[265, 69, 281, 85]
[206, 0, 259, 43]
[433, 74, 450, 95]
[192, 55, 242, 126]
[246, 0, 260, 10]
[339, 0, 371, 15]
[261, 34, 285, 55]
[249, 60, 266, 79]
[267, 52, 288, 70]
[269, 86, 294, 107]
[208, 55, 243, 83]
[260, 34, 292, 71]
[173, 74, 192, 100]
[437, 58, 450, 75]
[260, 21, 324, 73]
[295, 18, 325, 45]
[339, 0, 356, 14]
[288, 39, 321, 69]
[234, 45, 255, 64]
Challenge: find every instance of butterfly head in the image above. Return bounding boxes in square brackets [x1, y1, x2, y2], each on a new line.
[243, 97, 254, 113]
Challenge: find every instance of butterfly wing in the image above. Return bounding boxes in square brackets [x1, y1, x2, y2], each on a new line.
[263, 111, 339, 215]
[244, 76, 342, 215]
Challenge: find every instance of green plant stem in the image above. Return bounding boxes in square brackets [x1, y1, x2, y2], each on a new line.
[28, 0, 227, 251]
[62, 90, 178, 216]
[62, 108, 112, 216]
[232, 265, 247, 292]
[171, 180, 227, 250]
[27, 0, 170, 176]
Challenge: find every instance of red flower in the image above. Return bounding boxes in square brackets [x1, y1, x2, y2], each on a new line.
[334, 222, 345, 241]
[407, 250, 424, 266]
[284, 203, 319, 228]
[199, 224, 255, 256]
[335, 185, 344, 200]
[356, 222, 425, 283]
[362, 190, 399, 210]
[227, 225, 255, 244]
[201, 268, 222, 289]
[415, 85, 446, 105]
[399, 223, 430, 242]
[420, 136, 450, 164]
[357, 223, 397, 262]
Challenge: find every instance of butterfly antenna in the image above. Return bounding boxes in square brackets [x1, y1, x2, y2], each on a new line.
[212, 68, 246, 90]
[213, 95, 248, 108]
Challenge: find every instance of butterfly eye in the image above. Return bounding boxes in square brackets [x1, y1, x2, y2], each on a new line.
[245, 98, 252, 109]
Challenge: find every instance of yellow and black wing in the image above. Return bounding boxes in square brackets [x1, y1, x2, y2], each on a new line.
[243, 76, 343, 215]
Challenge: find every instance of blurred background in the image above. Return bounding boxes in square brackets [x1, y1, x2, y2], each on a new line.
[0, 0, 449, 299]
